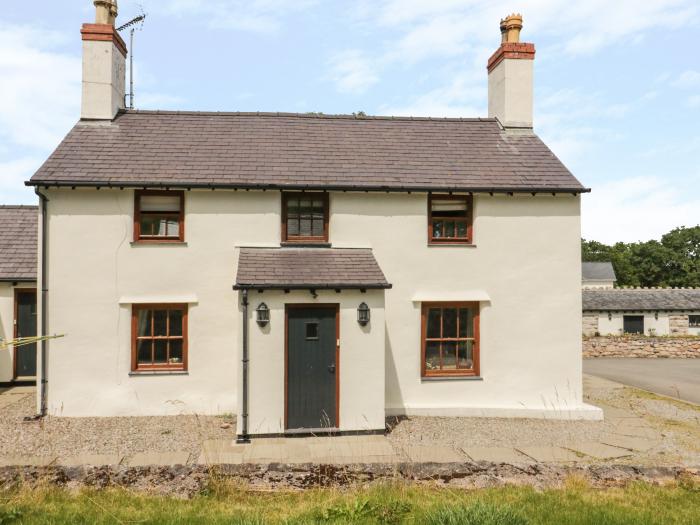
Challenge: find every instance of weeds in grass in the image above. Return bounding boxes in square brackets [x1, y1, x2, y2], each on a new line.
[423, 501, 528, 525]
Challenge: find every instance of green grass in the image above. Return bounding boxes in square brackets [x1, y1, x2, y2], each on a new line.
[1, 478, 699, 524]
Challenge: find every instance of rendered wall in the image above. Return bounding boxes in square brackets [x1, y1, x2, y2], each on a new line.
[488, 58, 534, 128]
[43, 189, 595, 420]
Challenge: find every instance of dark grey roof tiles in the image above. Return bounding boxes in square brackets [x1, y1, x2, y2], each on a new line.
[582, 262, 617, 282]
[583, 288, 700, 311]
[0, 205, 37, 281]
[234, 247, 391, 289]
[30, 111, 586, 192]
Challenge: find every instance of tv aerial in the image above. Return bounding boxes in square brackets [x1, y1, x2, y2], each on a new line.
[117, 5, 147, 110]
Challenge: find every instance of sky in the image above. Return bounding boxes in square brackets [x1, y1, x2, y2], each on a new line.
[0, 0, 698, 244]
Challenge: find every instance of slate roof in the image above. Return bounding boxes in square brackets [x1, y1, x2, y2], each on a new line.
[233, 247, 391, 290]
[29, 111, 586, 193]
[582, 262, 617, 282]
[0, 206, 37, 281]
[583, 288, 700, 312]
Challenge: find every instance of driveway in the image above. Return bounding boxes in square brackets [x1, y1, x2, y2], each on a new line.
[583, 358, 700, 405]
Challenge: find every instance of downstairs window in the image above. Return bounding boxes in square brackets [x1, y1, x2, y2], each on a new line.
[132, 304, 188, 372]
[422, 302, 479, 377]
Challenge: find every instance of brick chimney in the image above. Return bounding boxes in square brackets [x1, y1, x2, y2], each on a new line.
[80, 1, 126, 120]
[487, 14, 535, 130]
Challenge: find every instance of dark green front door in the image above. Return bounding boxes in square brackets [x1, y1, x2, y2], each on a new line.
[287, 306, 337, 430]
[15, 290, 37, 378]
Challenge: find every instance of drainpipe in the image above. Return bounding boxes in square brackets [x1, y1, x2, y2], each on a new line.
[236, 288, 250, 443]
[34, 188, 49, 417]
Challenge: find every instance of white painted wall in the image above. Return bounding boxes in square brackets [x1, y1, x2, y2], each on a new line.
[42, 188, 598, 423]
[593, 312, 700, 336]
[0, 282, 36, 382]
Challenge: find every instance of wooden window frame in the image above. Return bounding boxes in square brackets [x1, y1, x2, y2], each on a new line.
[131, 303, 188, 372]
[421, 301, 480, 378]
[281, 192, 329, 244]
[134, 190, 185, 243]
[428, 194, 473, 245]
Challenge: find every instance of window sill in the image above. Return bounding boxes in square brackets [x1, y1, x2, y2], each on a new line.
[428, 243, 476, 248]
[421, 375, 482, 382]
[130, 241, 188, 246]
[129, 370, 189, 376]
[280, 242, 332, 248]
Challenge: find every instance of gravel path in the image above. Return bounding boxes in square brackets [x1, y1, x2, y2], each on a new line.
[0, 393, 235, 458]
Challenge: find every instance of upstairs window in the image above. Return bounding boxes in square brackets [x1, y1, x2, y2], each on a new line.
[422, 302, 479, 377]
[428, 194, 473, 244]
[132, 304, 187, 372]
[282, 192, 329, 243]
[134, 190, 184, 242]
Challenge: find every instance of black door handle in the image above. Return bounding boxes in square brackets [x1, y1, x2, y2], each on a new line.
[328, 364, 336, 373]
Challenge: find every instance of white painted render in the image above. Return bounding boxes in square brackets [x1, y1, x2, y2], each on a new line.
[488, 58, 534, 129]
[39, 189, 600, 425]
[589, 312, 700, 336]
[81, 39, 125, 120]
[0, 282, 36, 382]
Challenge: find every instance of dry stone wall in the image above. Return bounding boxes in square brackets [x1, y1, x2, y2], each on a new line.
[583, 335, 700, 358]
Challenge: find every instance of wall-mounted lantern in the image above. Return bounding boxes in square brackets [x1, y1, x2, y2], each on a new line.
[357, 302, 370, 326]
[654, 311, 659, 320]
[608, 312, 612, 321]
[256, 302, 269, 326]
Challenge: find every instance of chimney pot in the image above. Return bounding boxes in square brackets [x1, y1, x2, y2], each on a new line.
[504, 13, 523, 43]
[94, 0, 118, 26]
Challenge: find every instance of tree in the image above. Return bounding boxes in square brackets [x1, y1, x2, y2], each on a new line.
[582, 225, 700, 287]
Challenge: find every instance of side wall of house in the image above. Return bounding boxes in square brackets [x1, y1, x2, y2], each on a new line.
[43, 189, 590, 419]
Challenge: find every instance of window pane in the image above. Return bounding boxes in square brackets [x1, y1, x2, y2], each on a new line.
[169, 310, 183, 336]
[311, 219, 324, 237]
[443, 308, 457, 338]
[444, 221, 455, 238]
[299, 218, 312, 236]
[154, 310, 167, 336]
[459, 308, 473, 338]
[305, 322, 319, 340]
[287, 217, 299, 236]
[432, 221, 443, 238]
[166, 218, 179, 237]
[169, 340, 183, 365]
[287, 198, 299, 216]
[457, 341, 474, 369]
[137, 340, 152, 364]
[140, 215, 160, 236]
[431, 198, 467, 218]
[154, 340, 168, 363]
[137, 309, 151, 337]
[442, 342, 457, 369]
[456, 221, 467, 238]
[140, 195, 181, 212]
[427, 308, 441, 338]
[425, 342, 440, 372]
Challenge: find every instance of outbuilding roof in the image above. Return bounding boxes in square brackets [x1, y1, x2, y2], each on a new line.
[582, 288, 700, 312]
[29, 110, 586, 193]
[233, 247, 391, 290]
[0, 205, 37, 282]
[582, 262, 617, 282]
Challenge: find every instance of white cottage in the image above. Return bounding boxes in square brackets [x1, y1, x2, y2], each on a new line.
[27, 3, 601, 440]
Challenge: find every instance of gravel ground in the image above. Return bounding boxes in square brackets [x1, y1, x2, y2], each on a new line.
[0, 394, 235, 458]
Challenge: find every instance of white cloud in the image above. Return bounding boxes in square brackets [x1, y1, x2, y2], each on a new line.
[672, 69, 700, 89]
[159, 0, 318, 33]
[327, 50, 379, 94]
[582, 176, 700, 243]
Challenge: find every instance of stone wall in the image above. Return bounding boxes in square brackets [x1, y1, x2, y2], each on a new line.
[583, 335, 700, 358]
[582, 315, 599, 337]
[669, 315, 689, 335]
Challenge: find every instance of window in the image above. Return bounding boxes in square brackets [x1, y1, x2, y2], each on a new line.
[689, 315, 700, 327]
[131, 304, 187, 372]
[134, 190, 184, 242]
[623, 315, 644, 334]
[282, 192, 329, 243]
[428, 194, 473, 244]
[421, 302, 479, 377]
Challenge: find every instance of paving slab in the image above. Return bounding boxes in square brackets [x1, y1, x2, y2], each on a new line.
[601, 435, 658, 452]
[462, 447, 533, 464]
[565, 443, 633, 459]
[127, 451, 191, 467]
[402, 445, 465, 463]
[56, 454, 123, 467]
[0, 455, 56, 467]
[516, 446, 582, 463]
